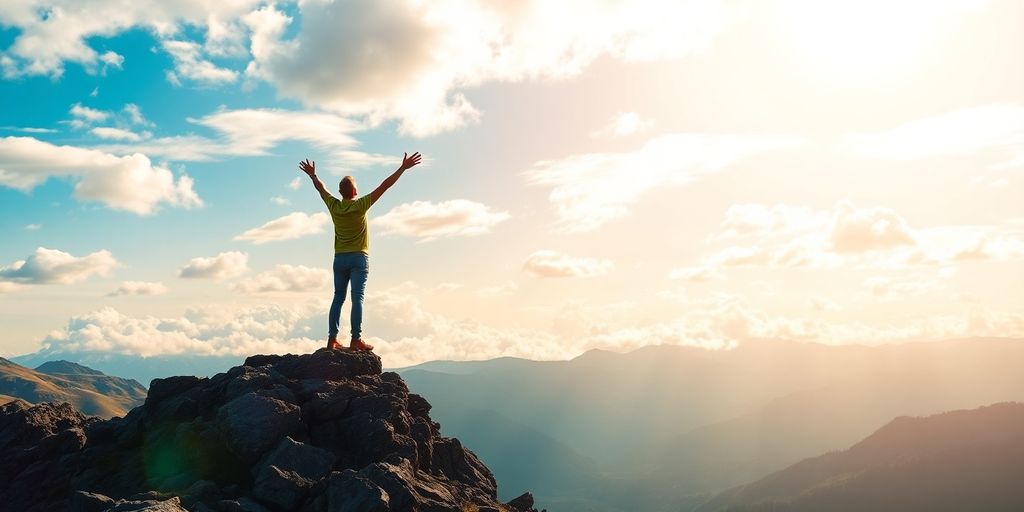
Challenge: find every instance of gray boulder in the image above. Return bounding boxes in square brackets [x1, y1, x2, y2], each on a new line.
[251, 437, 335, 510]
[216, 392, 302, 462]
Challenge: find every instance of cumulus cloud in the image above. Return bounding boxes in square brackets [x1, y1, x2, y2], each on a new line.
[178, 252, 249, 280]
[525, 133, 802, 232]
[38, 304, 321, 358]
[243, 0, 733, 136]
[234, 265, 330, 294]
[686, 201, 1024, 276]
[0, 247, 117, 284]
[845, 103, 1024, 167]
[523, 250, 613, 278]
[109, 281, 168, 296]
[234, 212, 330, 244]
[828, 200, 916, 253]
[372, 200, 510, 241]
[0, 0, 261, 78]
[0, 136, 201, 214]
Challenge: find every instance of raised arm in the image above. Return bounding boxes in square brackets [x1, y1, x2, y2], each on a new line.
[299, 159, 332, 201]
[369, 152, 422, 204]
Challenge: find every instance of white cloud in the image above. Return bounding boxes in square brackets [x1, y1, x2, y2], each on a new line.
[372, 200, 510, 241]
[162, 39, 238, 86]
[6, 1, 734, 136]
[24, 223, 41, 230]
[0, 0, 263, 78]
[178, 251, 249, 280]
[96, 108, 385, 167]
[123, 104, 153, 127]
[828, 200, 916, 253]
[91, 127, 144, 141]
[38, 304, 321, 358]
[109, 281, 168, 296]
[592, 112, 652, 138]
[1, 126, 57, 134]
[234, 212, 330, 244]
[234, 265, 330, 294]
[845, 103, 1024, 167]
[70, 103, 110, 123]
[270, 196, 290, 206]
[0, 136, 201, 214]
[288, 177, 302, 190]
[523, 250, 613, 278]
[0, 247, 117, 284]
[690, 201, 1024, 274]
[244, 0, 734, 136]
[99, 50, 123, 69]
[716, 203, 828, 240]
[525, 133, 802, 232]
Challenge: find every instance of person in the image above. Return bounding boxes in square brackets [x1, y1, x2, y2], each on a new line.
[298, 152, 422, 351]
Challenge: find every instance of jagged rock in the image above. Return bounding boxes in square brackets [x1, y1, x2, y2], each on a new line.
[70, 491, 116, 512]
[318, 470, 391, 512]
[0, 400, 94, 512]
[506, 492, 536, 512]
[106, 497, 188, 511]
[251, 437, 335, 510]
[0, 348, 541, 512]
[216, 392, 303, 462]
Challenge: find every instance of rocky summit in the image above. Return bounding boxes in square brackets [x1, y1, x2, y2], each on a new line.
[0, 348, 542, 512]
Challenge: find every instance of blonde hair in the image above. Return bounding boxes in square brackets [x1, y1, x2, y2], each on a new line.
[339, 176, 356, 197]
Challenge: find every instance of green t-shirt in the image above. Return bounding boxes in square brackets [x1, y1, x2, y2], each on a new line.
[322, 193, 375, 254]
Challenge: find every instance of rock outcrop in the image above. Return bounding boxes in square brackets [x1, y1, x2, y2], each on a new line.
[0, 349, 542, 512]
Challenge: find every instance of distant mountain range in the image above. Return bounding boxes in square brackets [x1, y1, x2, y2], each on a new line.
[398, 338, 1024, 511]
[697, 402, 1024, 511]
[0, 357, 146, 418]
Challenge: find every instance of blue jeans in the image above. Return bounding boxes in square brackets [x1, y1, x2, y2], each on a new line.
[328, 252, 369, 340]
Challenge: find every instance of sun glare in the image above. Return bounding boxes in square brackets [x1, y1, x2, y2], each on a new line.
[778, 0, 982, 80]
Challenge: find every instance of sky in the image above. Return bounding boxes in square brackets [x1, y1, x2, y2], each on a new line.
[1, 0, 1022, 367]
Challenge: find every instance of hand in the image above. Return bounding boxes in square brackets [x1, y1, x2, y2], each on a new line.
[398, 152, 422, 171]
[299, 159, 316, 176]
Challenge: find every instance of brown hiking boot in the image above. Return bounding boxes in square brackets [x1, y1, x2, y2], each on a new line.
[327, 338, 344, 350]
[350, 338, 374, 351]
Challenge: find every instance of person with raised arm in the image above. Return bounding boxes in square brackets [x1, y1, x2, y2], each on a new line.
[298, 152, 423, 351]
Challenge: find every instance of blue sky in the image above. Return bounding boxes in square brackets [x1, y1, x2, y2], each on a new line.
[1, 0, 1022, 367]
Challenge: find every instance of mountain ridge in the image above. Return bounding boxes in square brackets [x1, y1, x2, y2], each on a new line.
[0, 357, 146, 418]
[697, 402, 1024, 512]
